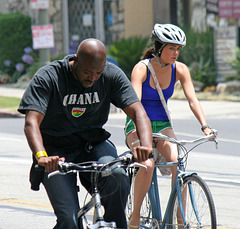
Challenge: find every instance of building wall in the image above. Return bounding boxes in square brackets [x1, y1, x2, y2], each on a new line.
[124, 0, 153, 38]
[0, 0, 8, 13]
[153, 0, 170, 24]
[110, 0, 125, 40]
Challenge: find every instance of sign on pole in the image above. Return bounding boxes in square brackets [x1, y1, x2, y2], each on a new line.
[32, 25, 54, 49]
[219, 0, 240, 18]
[30, 0, 49, 9]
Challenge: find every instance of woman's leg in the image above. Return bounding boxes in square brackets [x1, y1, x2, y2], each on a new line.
[156, 128, 178, 186]
[157, 128, 185, 227]
[126, 131, 154, 229]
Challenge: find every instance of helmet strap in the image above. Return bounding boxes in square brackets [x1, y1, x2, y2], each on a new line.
[152, 44, 169, 68]
[152, 53, 169, 68]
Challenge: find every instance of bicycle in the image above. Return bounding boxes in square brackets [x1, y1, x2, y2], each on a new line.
[46, 152, 145, 229]
[126, 130, 218, 229]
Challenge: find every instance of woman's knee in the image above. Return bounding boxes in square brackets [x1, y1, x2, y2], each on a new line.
[126, 131, 139, 150]
[141, 158, 154, 175]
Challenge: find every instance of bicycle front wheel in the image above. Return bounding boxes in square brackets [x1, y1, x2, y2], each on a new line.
[169, 174, 216, 228]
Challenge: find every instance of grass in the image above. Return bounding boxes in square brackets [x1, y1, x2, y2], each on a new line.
[0, 96, 21, 109]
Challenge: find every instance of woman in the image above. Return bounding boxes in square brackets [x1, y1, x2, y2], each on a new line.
[124, 23, 213, 228]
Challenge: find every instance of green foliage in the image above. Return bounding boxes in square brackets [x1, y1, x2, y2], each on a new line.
[107, 36, 149, 79]
[178, 28, 216, 87]
[0, 13, 33, 81]
[0, 96, 21, 108]
[226, 47, 240, 81]
[190, 57, 216, 86]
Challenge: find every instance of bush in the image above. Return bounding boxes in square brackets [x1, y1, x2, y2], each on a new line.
[0, 13, 33, 82]
[178, 28, 216, 87]
[226, 47, 240, 81]
[107, 36, 149, 79]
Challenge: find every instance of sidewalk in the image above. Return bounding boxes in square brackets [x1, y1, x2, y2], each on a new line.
[0, 85, 25, 98]
[1, 85, 240, 120]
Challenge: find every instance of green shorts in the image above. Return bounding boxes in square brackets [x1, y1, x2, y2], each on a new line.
[124, 116, 172, 137]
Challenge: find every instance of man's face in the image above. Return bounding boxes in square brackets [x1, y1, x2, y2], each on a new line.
[72, 56, 106, 88]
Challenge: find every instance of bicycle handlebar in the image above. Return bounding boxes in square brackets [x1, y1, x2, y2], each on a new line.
[47, 152, 147, 179]
[152, 129, 218, 146]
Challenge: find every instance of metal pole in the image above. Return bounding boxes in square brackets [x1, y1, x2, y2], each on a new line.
[62, 0, 69, 54]
[39, 8, 50, 67]
[95, 0, 105, 42]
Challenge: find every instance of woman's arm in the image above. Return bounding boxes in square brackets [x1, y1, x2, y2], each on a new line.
[176, 62, 212, 135]
[131, 62, 148, 100]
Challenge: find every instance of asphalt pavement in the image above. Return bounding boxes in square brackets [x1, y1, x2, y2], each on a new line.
[1, 85, 240, 228]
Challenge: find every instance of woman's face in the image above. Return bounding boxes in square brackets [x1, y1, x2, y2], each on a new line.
[160, 44, 182, 65]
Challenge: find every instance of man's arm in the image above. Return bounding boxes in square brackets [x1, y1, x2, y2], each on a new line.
[123, 101, 153, 162]
[24, 110, 64, 172]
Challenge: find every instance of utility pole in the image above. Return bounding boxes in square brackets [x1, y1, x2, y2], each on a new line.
[170, 0, 178, 25]
[95, 0, 105, 42]
[182, 0, 191, 29]
[39, 8, 50, 67]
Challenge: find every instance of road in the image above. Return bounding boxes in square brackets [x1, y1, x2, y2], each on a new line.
[0, 100, 240, 228]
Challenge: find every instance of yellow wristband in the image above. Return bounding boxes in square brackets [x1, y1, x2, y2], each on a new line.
[35, 151, 48, 160]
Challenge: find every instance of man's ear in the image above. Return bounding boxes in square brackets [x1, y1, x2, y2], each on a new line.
[73, 55, 78, 62]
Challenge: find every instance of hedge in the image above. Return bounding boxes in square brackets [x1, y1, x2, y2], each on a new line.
[0, 13, 32, 78]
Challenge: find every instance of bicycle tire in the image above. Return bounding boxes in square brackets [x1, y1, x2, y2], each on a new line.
[169, 174, 216, 229]
[126, 167, 159, 229]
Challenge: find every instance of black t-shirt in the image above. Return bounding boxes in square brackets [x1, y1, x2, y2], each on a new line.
[18, 55, 138, 143]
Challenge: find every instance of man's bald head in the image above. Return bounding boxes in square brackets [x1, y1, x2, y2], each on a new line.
[71, 39, 107, 88]
[76, 38, 106, 63]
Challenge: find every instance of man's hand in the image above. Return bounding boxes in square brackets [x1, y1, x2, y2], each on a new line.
[38, 156, 65, 173]
[132, 146, 153, 162]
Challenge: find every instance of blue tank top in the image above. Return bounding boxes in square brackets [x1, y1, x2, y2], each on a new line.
[141, 59, 176, 121]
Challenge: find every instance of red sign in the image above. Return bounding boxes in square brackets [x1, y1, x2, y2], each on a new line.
[32, 25, 54, 49]
[233, 0, 240, 18]
[30, 0, 49, 9]
[219, 0, 240, 18]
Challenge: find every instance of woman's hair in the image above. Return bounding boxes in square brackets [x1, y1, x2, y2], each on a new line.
[142, 41, 163, 59]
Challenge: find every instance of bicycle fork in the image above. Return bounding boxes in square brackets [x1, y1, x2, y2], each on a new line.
[148, 168, 162, 222]
[175, 174, 187, 226]
[78, 172, 117, 229]
[175, 172, 202, 228]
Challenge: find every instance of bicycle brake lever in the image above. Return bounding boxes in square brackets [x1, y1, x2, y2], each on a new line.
[214, 139, 218, 149]
[210, 129, 218, 149]
[48, 170, 67, 179]
[129, 162, 147, 170]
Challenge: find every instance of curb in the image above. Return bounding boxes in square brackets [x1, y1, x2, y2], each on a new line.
[0, 110, 23, 118]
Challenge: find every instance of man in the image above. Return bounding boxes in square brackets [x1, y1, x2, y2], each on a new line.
[18, 38, 152, 229]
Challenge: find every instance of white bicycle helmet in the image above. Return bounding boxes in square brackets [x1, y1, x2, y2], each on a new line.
[151, 23, 186, 47]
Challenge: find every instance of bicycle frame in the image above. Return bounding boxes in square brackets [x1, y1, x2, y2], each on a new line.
[128, 131, 217, 228]
[48, 152, 139, 229]
[77, 171, 116, 229]
[148, 158, 198, 228]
